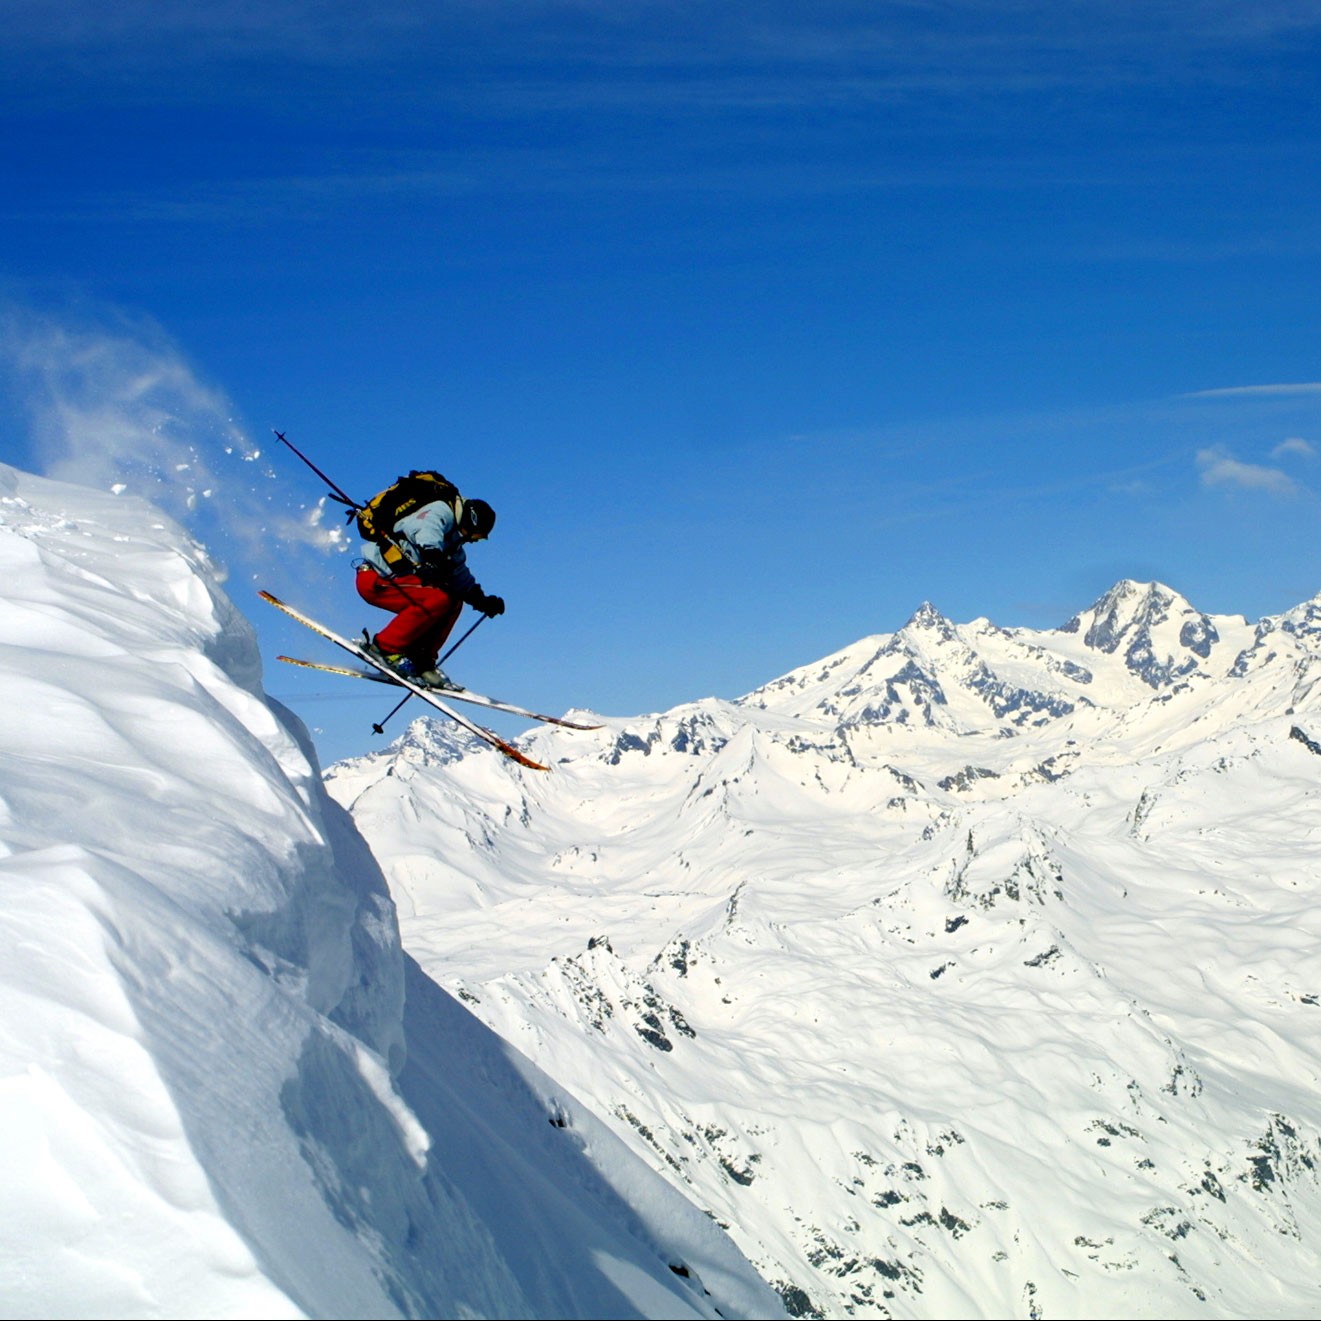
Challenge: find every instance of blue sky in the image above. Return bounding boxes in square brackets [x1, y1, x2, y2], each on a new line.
[2, 1, 1320, 763]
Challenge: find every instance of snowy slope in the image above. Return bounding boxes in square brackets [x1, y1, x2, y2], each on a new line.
[328, 580, 1321, 1320]
[0, 461, 783, 1321]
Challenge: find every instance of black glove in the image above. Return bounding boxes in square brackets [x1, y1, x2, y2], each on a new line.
[471, 591, 505, 617]
[415, 547, 449, 582]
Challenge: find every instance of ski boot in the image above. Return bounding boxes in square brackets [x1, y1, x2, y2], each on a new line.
[361, 635, 423, 682]
[414, 663, 459, 691]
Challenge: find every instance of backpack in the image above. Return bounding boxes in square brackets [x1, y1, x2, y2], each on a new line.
[357, 470, 459, 571]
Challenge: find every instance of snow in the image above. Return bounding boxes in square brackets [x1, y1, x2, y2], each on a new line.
[329, 577, 1321, 1318]
[0, 462, 782, 1321]
[10, 446, 1317, 1319]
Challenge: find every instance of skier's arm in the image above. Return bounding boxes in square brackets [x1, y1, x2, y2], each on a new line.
[403, 501, 481, 598]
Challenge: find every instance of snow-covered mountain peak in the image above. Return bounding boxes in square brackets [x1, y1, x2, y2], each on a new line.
[335, 713, 482, 777]
[1068, 577, 1184, 631]
[730, 581, 1314, 772]
[1057, 578, 1238, 689]
[741, 603, 1081, 745]
[1277, 589, 1321, 641]
[898, 599, 957, 640]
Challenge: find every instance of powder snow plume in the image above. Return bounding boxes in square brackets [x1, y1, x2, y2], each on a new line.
[0, 306, 348, 587]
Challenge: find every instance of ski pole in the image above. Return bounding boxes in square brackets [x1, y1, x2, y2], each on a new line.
[369, 614, 492, 735]
[272, 429, 363, 515]
[273, 428, 421, 569]
[371, 691, 412, 736]
[439, 614, 487, 664]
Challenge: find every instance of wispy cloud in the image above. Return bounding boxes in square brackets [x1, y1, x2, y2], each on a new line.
[1273, 436, 1316, 459]
[1108, 478, 1157, 497]
[1196, 445, 1299, 495]
[10, 1, 1321, 111]
[0, 308, 348, 578]
[1182, 383, 1321, 399]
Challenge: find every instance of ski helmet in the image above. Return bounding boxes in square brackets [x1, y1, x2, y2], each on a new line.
[460, 498, 496, 539]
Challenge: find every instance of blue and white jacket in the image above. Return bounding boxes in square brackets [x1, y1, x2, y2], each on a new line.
[360, 499, 479, 599]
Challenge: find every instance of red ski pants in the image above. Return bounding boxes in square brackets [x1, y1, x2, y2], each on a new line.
[356, 567, 463, 663]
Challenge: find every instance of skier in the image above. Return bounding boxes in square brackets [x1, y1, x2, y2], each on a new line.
[356, 481, 505, 690]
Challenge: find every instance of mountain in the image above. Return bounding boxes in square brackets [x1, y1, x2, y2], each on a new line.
[327, 578, 1321, 1319]
[0, 461, 782, 1321]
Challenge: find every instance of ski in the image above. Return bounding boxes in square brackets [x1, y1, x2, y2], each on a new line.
[277, 652, 396, 684]
[258, 591, 550, 771]
[274, 653, 603, 731]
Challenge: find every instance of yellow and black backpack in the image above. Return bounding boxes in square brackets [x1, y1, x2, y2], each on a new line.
[357, 471, 459, 571]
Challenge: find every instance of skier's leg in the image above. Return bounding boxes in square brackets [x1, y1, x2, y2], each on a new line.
[356, 568, 459, 658]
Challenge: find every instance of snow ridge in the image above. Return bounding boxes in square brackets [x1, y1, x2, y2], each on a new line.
[0, 463, 781, 1321]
